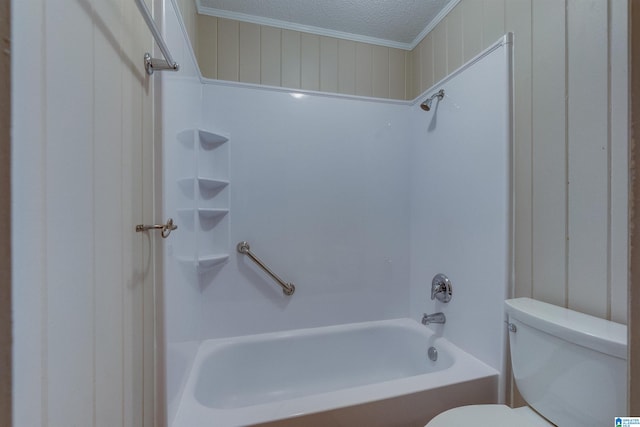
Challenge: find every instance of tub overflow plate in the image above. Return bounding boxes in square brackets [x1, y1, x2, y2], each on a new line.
[427, 346, 438, 361]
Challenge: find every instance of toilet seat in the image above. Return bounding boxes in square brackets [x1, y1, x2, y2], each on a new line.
[425, 404, 554, 427]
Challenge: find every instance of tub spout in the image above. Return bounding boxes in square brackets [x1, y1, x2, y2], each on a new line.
[422, 312, 446, 325]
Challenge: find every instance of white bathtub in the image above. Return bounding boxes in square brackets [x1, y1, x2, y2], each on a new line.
[173, 319, 499, 427]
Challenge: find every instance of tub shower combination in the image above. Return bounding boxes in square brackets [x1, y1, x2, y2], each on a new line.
[173, 320, 498, 427]
[162, 2, 513, 425]
[174, 274, 494, 426]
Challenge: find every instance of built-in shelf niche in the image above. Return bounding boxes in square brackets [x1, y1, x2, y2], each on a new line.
[175, 129, 230, 272]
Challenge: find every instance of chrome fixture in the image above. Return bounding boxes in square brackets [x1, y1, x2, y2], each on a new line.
[237, 241, 296, 296]
[420, 89, 445, 111]
[422, 312, 446, 325]
[431, 273, 453, 303]
[136, 218, 177, 238]
[427, 346, 438, 361]
[505, 321, 517, 333]
[134, 0, 180, 75]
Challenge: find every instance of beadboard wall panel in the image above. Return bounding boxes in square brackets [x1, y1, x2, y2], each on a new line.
[195, 14, 408, 99]
[505, 0, 533, 301]
[282, 29, 302, 89]
[531, 0, 568, 308]
[567, 0, 610, 318]
[261, 26, 282, 87]
[196, 13, 217, 79]
[0, 0, 9, 425]
[320, 36, 339, 93]
[12, 0, 156, 425]
[609, 0, 629, 325]
[301, 33, 320, 91]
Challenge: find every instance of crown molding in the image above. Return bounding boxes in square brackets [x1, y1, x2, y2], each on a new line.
[196, 0, 461, 51]
[408, 0, 461, 50]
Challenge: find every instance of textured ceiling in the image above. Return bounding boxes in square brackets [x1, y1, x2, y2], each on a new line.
[197, 0, 456, 49]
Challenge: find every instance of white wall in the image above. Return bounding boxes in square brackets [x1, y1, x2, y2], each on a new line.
[409, 40, 512, 400]
[12, 0, 156, 425]
[198, 85, 412, 338]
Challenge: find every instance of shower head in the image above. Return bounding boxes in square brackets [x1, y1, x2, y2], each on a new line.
[420, 89, 445, 111]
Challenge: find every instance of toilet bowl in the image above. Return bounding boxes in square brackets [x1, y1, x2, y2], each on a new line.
[426, 298, 627, 427]
[427, 404, 552, 426]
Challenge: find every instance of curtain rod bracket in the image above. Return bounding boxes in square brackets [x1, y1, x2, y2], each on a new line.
[135, 0, 180, 75]
[144, 53, 179, 75]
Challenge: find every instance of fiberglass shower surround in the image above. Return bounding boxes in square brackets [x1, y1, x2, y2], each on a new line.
[159, 3, 512, 423]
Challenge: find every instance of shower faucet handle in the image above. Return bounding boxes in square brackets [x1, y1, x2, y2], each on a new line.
[431, 273, 453, 303]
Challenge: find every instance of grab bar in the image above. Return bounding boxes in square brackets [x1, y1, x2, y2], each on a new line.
[134, 0, 180, 75]
[237, 241, 296, 296]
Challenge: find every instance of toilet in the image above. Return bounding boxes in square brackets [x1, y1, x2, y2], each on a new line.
[426, 297, 627, 427]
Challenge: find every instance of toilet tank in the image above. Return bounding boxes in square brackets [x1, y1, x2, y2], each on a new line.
[505, 298, 627, 427]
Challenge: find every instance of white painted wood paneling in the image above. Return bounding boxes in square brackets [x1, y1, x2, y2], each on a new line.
[12, 0, 156, 424]
[531, 0, 567, 308]
[281, 30, 301, 89]
[194, 16, 409, 99]
[355, 43, 373, 96]
[197, 14, 217, 79]
[420, 33, 434, 93]
[338, 40, 356, 95]
[446, 4, 463, 73]
[301, 33, 320, 91]
[239, 22, 260, 84]
[433, 22, 447, 83]
[45, 1, 95, 424]
[412, 38, 423, 96]
[406, 46, 415, 98]
[217, 18, 239, 81]
[567, 0, 609, 318]
[389, 48, 406, 100]
[121, 5, 147, 426]
[506, 0, 533, 299]
[462, 0, 484, 62]
[94, 0, 125, 424]
[372, 45, 390, 98]
[320, 36, 339, 93]
[609, 0, 629, 324]
[176, 0, 197, 54]
[483, 0, 505, 48]
[261, 26, 282, 86]
[11, 0, 46, 424]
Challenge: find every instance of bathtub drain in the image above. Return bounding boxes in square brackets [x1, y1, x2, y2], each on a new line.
[427, 346, 438, 361]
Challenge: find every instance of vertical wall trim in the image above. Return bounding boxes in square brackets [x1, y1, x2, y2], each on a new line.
[607, 0, 613, 320]
[0, 0, 10, 424]
[41, 1, 49, 423]
[91, 0, 97, 422]
[629, 0, 640, 415]
[528, 0, 534, 299]
[564, 0, 570, 308]
[610, 0, 629, 325]
[529, 0, 535, 301]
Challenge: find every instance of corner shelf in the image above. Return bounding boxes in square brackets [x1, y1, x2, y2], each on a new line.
[177, 177, 229, 196]
[174, 129, 230, 273]
[177, 254, 229, 272]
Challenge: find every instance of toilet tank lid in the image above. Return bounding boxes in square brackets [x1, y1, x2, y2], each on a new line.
[505, 298, 627, 360]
